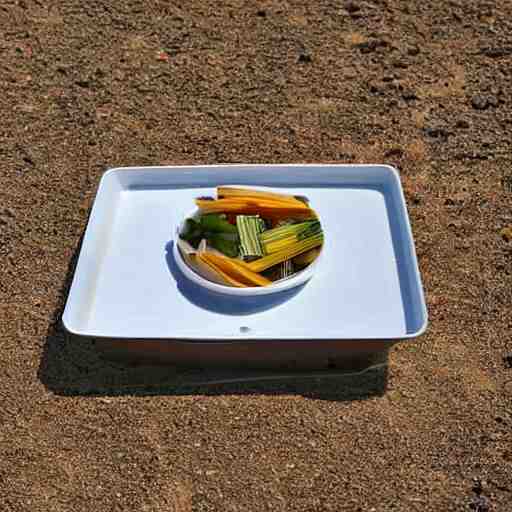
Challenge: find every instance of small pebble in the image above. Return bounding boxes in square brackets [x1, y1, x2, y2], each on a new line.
[402, 89, 418, 101]
[75, 79, 90, 88]
[500, 226, 512, 242]
[392, 59, 409, 69]
[298, 53, 312, 63]
[384, 147, 404, 158]
[481, 46, 512, 58]
[357, 39, 388, 54]
[469, 495, 490, 511]
[471, 95, 497, 110]
[345, 2, 360, 14]
[487, 95, 499, 107]
[369, 82, 381, 94]
[424, 126, 449, 138]
[472, 96, 487, 109]
[472, 478, 484, 495]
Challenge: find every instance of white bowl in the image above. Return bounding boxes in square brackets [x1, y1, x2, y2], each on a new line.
[173, 209, 323, 297]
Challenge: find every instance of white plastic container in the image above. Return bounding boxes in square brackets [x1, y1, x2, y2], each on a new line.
[62, 164, 428, 353]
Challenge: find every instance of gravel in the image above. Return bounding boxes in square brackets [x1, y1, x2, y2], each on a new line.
[1, 1, 511, 511]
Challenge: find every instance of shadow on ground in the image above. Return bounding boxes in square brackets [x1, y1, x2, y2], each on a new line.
[38, 242, 389, 401]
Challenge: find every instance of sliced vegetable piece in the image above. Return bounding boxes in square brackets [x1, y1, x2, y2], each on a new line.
[195, 198, 313, 217]
[199, 213, 238, 234]
[193, 255, 233, 285]
[260, 220, 319, 243]
[264, 235, 299, 254]
[201, 252, 271, 287]
[280, 259, 294, 279]
[196, 253, 247, 287]
[247, 233, 323, 272]
[297, 220, 321, 240]
[180, 218, 202, 247]
[260, 220, 322, 253]
[293, 247, 321, 266]
[177, 241, 233, 286]
[177, 236, 197, 256]
[236, 215, 265, 259]
[208, 234, 239, 258]
[218, 186, 307, 207]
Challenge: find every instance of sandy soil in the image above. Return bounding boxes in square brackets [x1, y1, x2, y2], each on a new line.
[1, 1, 511, 511]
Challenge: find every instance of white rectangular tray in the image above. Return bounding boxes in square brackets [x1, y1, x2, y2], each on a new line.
[62, 164, 427, 343]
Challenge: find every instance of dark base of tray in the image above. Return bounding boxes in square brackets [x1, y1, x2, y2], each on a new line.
[39, 331, 391, 397]
[96, 338, 394, 372]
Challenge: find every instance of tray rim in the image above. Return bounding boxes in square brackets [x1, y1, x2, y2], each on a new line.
[62, 163, 428, 342]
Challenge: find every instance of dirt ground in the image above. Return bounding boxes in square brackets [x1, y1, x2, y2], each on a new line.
[1, 1, 511, 510]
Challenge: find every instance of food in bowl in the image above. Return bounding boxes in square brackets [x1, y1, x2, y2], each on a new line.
[176, 186, 323, 288]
